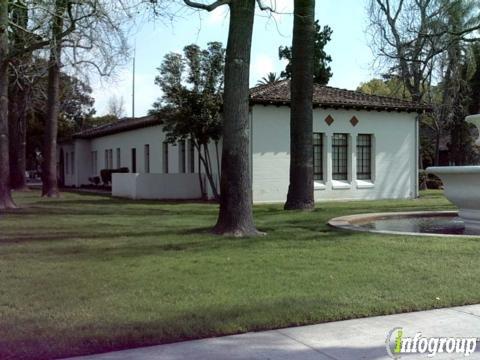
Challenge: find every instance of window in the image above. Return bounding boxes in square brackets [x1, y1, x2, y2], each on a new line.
[91, 151, 98, 175]
[131, 148, 136, 173]
[104, 149, 113, 169]
[189, 140, 195, 173]
[109, 149, 113, 169]
[65, 153, 69, 175]
[144, 144, 150, 173]
[332, 133, 348, 180]
[163, 142, 169, 173]
[357, 134, 372, 180]
[116, 148, 121, 168]
[313, 133, 323, 181]
[179, 140, 186, 173]
[71, 152, 75, 175]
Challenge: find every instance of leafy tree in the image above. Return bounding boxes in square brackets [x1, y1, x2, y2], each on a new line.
[468, 43, 480, 115]
[256, 72, 280, 86]
[284, 0, 316, 210]
[368, 0, 480, 167]
[26, 70, 96, 173]
[436, 0, 479, 166]
[356, 77, 410, 99]
[279, 20, 332, 85]
[151, 42, 225, 200]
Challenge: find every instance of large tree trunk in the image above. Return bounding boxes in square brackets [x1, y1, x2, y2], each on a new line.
[284, 0, 315, 211]
[42, 0, 65, 197]
[0, 0, 16, 209]
[212, 0, 260, 236]
[9, 0, 29, 191]
[9, 82, 29, 191]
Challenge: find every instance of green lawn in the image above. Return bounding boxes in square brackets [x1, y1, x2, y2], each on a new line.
[2, 190, 479, 359]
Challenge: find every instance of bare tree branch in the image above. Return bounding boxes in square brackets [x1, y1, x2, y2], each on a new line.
[183, 0, 229, 12]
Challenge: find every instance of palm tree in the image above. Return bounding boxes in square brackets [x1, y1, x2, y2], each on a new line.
[256, 72, 280, 86]
[284, 0, 315, 211]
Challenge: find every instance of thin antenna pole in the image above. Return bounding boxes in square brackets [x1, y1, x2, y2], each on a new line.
[132, 43, 136, 119]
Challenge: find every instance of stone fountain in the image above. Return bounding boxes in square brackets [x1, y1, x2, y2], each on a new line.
[427, 114, 480, 231]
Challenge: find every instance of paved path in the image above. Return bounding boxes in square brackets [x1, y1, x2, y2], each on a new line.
[66, 305, 480, 360]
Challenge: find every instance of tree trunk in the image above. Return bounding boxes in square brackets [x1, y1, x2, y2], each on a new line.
[434, 131, 440, 166]
[0, 0, 16, 209]
[284, 0, 315, 211]
[212, 0, 260, 236]
[42, 0, 65, 197]
[9, 0, 30, 191]
[194, 141, 220, 200]
[202, 143, 219, 200]
[9, 83, 29, 190]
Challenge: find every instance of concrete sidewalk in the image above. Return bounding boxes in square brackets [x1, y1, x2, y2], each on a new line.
[67, 304, 480, 360]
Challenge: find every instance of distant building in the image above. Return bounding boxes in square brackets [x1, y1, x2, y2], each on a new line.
[58, 81, 430, 202]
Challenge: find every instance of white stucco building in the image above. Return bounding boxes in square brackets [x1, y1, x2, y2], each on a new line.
[58, 81, 430, 203]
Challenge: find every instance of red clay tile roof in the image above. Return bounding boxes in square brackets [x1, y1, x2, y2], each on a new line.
[249, 80, 432, 113]
[73, 115, 162, 139]
[74, 82, 430, 139]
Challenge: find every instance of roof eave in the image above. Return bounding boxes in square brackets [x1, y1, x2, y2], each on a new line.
[249, 99, 432, 114]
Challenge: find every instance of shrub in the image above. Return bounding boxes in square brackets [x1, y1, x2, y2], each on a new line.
[100, 167, 129, 184]
[419, 170, 427, 190]
[419, 170, 443, 190]
[426, 173, 442, 189]
[88, 176, 101, 185]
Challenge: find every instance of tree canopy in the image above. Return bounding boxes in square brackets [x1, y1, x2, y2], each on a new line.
[279, 20, 332, 85]
[150, 42, 225, 199]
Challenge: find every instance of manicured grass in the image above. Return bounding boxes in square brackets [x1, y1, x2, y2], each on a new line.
[2, 190, 479, 359]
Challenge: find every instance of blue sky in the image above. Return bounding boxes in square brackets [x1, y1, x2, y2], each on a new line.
[91, 0, 378, 117]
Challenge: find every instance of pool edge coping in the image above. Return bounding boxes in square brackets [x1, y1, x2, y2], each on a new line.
[328, 210, 480, 238]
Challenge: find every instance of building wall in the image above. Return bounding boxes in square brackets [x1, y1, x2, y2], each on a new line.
[59, 107, 419, 203]
[90, 125, 171, 175]
[58, 143, 75, 187]
[60, 124, 221, 196]
[251, 105, 418, 203]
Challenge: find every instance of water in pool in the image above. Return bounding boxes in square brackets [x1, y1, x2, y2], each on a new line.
[361, 215, 480, 235]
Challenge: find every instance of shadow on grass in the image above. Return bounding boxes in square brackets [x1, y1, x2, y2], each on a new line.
[1, 294, 466, 360]
[1, 225, 356, 259]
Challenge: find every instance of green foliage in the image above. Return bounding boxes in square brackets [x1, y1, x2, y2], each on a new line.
[356, 77, 410, 99]
[84, 114, 118, 129]
[100, 167, 129, 185]
[88, 176, 100, 185]
[150, 42, 224, 145]
[25, 60, 96, 169]
[256, 72, 280, 86]
[279, 21, 333, 85]
[150, 42, 225, 199]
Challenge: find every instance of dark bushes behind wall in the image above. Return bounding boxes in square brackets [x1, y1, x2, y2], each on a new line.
[88, 176, 101, 185]
[419, 170, 443, 190]
[100, 167, 129, 184]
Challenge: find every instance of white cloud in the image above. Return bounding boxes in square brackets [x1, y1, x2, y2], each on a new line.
[251, 54, 275, 83]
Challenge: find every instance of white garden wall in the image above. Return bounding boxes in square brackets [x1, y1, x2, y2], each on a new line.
[112, 173, 204, 200]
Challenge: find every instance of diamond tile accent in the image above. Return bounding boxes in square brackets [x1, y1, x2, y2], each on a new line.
[350, 116, 359, 127]
[325, 115, 334, 126]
